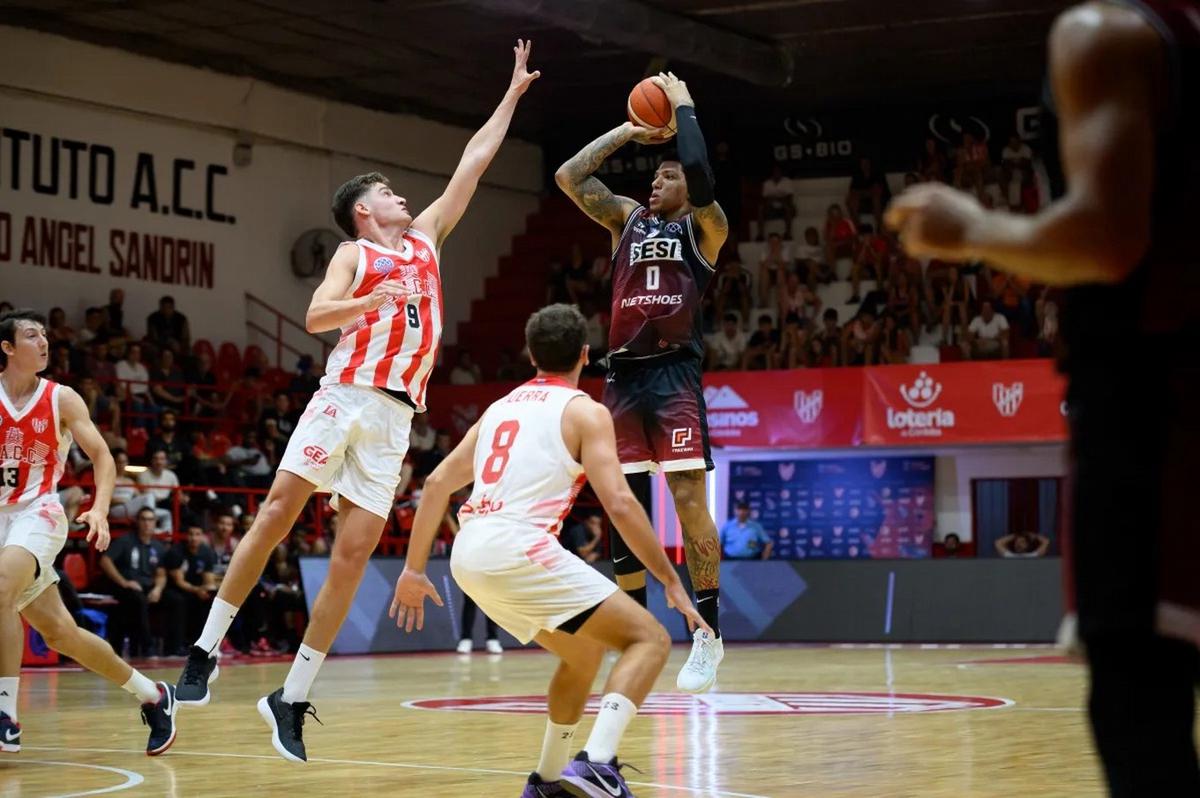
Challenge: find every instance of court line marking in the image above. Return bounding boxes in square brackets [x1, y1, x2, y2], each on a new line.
[10, 759, 144, 798]
[26, 746, 771, 798]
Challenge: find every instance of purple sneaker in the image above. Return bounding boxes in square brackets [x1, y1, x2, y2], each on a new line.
[521, 772, 569, 797]
[560, 751, 636, 798]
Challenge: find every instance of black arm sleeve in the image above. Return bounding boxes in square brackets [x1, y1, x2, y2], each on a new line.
[675, 106, 716, 207]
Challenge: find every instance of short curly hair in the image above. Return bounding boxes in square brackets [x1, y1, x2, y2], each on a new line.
[524, 304, 588, 373]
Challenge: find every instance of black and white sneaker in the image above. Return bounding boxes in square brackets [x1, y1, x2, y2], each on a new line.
[257, 687, 321, 763]
[0, 711, 20, 753]
[175, 646, 219, 706]
[141, 682, 178, 756]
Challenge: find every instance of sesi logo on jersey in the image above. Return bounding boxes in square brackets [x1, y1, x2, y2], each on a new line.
[630, 239, 683, 264]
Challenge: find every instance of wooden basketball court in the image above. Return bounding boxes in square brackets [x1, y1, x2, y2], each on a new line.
[2, 644, 1124, 797]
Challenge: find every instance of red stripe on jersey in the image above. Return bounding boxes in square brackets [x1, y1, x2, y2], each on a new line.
[371, 310, 408, 387]
[546, 474, 588, 536]
[400, 296, 434, 396]
[338, 310, 382, 383]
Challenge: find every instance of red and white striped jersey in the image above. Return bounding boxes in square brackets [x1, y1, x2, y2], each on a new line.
[321, 232, 443, 410]
[459, 377, 588, 536]
[0, 379, 71, 507]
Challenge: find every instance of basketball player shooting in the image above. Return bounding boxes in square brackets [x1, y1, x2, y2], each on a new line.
[887, 2, 1198, 794]
[555, 73, 729, 693]
[390, 304, 709, 798]
[174, 39, 540, 763]
[0, 310, 178, 756]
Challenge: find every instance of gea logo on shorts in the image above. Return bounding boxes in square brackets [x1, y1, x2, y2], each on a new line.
[671, 427, 693, 450]
[405, 692, 1012, 716]
[302, 445, 329, 467]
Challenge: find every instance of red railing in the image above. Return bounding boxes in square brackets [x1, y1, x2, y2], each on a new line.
[245, 292, 336, 369]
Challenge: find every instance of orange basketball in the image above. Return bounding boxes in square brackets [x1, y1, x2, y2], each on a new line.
[627, 78, 675, 132]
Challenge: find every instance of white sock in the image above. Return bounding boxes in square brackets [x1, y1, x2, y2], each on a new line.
[584, 693, 637, 763]
[195, 598, 239, 654]
[0, 677, 18, 720]
[122, 670, 161, 704]
[281, 644, 326, 704]
[535, 719, 579, 781]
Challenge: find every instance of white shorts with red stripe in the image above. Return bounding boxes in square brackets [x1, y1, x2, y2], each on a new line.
[279, 384, 413, 520]
[0, 494, 67, 611]
[451, 519, 618, 644]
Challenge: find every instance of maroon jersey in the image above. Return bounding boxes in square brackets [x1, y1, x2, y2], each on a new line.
[608, 206, 714, 362]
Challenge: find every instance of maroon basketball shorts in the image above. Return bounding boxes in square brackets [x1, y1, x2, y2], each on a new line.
[602, 356, 713, 475]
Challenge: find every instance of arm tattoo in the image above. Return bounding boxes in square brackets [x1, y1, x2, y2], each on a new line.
[558, 127, 632, 228]
[692, 202, 729, 239]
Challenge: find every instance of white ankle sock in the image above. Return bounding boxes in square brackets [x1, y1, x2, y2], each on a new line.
[0, 677, 18, 720]
[281, 644, 326, 704]
[123, 670, 161, 704]
[584, 693, 637, 763]
[195, 598, 239, 654]
[535, 719, 579, 780]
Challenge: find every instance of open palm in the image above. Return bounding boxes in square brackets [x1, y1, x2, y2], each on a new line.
[509, 39, 541, 96]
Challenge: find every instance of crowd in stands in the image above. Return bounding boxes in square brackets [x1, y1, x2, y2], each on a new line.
[712, 132, 1057, 368]
[538, 129, 1059, 375]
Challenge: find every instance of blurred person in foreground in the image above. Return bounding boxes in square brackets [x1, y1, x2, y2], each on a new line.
[886, 3, 1199, 793]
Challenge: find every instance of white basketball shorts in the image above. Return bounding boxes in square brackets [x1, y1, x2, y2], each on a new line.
[0, 493, 67, 611]
[451, 520, 618, 644]
[279, 383, 413, 520]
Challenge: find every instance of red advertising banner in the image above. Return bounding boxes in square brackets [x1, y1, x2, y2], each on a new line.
[861, 360, 1067, 446]
[423, 360, 1067, 449]
[701, 368, 863, 449]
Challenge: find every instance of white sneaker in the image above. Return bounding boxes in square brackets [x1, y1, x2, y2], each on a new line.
[676, 629, 724, 693]
[485, 639, 503, 655]
[456, 639, 472, 654]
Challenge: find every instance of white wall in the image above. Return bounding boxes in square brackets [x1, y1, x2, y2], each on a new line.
[0, 27, 542, 355]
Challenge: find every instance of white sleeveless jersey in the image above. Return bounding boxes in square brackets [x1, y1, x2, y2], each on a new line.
[321, 233, 443, 411]
[459, 377, 588, 536]
[0, 379, 72, 507]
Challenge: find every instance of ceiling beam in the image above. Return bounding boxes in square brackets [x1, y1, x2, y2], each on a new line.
[473, 0, 794, 87]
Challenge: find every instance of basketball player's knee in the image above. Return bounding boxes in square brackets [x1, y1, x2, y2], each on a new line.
[251, 496, 298, 546]
[646, 623, 671, 664]
[329, 536, 374, 572]
[0, 572, 27, 609]
[37, 616, 78, 653]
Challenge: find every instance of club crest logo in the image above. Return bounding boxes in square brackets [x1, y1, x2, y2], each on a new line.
[31, 418, 47, 434]
[992, 382, 1024, 417]
[794, 390, 823, 423]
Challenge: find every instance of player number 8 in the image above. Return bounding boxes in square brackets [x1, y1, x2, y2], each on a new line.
[481, 419, 520, 485]
[645, 265, 660, 290]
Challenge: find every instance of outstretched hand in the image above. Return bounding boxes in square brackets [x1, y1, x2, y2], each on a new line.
[664, 579, 712, 636]
[388, 568, 445, 633]
[78, 508, 110, 552]
[509, 39, 541, 96]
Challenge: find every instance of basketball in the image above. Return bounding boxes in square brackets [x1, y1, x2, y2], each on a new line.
[627, 77, 674, 132]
